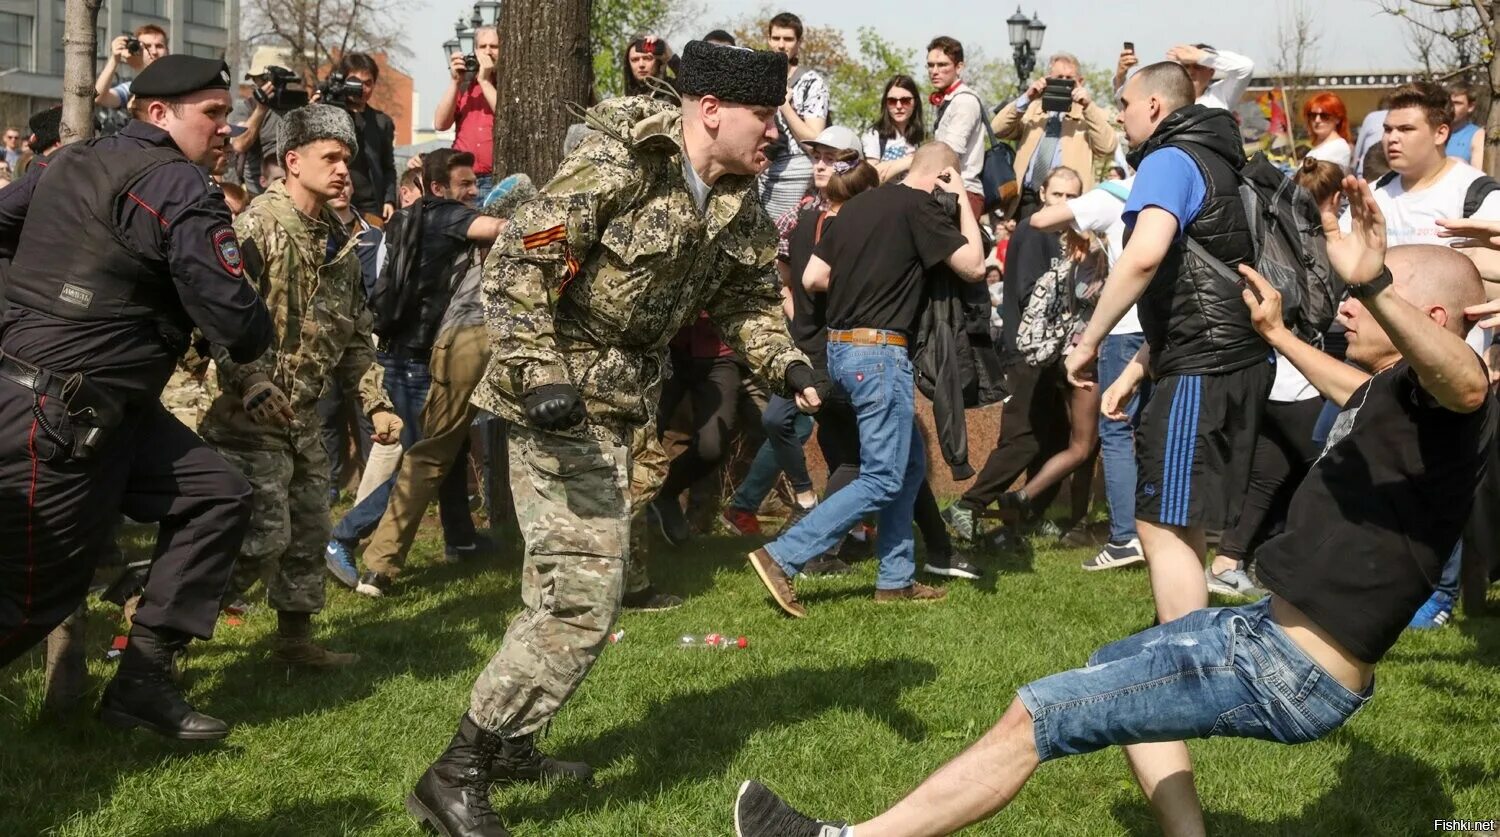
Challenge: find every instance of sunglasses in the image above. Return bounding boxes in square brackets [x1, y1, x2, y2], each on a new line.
[1308, 112, 1335, 122]
[886, 96, 914, 106]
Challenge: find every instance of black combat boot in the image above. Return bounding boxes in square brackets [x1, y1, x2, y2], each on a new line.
[489, 730, 595, 786]
[98, 624, 228, 740]
[406, 714, 512, 837]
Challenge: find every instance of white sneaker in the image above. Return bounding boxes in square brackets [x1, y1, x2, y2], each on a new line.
[1081, 538, 1145, 571]
[1205, 565, 1265, 597]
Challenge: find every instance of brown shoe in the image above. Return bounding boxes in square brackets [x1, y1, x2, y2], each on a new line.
[874, 582, 949, 604]
[747, 549, 806, 618]
[271, 636, 359, 668]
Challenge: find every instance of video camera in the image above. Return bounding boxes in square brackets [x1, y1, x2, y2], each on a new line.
[317, 72, 366, 108]
[1042, 77, 1076, 114]
[252, 65, 310, 114]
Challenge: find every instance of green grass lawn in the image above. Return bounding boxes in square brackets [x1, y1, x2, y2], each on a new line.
[3, 518, 1499, 836]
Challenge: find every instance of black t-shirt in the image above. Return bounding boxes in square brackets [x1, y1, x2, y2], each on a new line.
[418, 198, 480, 282]
[782, 206, 832, 369]
[1257, 360, 1497, 664]
[816, 183, 968, 336]
[999, 219, 1060, 360]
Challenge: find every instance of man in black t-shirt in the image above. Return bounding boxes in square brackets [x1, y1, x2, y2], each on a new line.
[747, 142, 986, 616]
[324, 148, 507, 590]
[733, 182, 1495, 837]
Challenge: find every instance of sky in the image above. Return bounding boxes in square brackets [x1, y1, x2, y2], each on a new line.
[402, 0, 1418, 131]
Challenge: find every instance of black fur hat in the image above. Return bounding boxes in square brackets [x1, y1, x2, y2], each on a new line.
[675, 40, 787, 107]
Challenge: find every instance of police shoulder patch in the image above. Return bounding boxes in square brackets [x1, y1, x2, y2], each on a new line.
[213, 227, 243, 275]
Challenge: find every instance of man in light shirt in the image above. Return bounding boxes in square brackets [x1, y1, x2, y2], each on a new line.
[1168, 43, 1254, 112]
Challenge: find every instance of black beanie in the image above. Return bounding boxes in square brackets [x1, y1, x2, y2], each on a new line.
[676, 40, 787, 107]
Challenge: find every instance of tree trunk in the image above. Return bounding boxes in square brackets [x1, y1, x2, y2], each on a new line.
[44, 0, 103, 714]
[1487, 44, 1500, 176]
[60, 0, 103, 146]
[492, 0, 594, 183]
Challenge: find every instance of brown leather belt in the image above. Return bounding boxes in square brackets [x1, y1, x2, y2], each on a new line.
[827, 328, 907, 347]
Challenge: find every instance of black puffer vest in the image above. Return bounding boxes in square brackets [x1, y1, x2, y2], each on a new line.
[1127, 105, 1268, 377]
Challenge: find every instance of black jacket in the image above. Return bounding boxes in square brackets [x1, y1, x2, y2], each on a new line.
[349, 106, 397, 217]
[1127, 105, 1267, 377]
[914, 271, 1006, 480]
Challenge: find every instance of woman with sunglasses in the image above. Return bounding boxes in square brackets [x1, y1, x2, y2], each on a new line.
[862, 75, 926, 183]
[1302, 92, 1352, 171]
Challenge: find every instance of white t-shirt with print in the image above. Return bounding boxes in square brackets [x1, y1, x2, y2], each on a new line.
[1067, 177, 1142, 335]
[773, 68, 830, 162]
[1342, 158, 1500, 351]
[861, 129, 915, 163]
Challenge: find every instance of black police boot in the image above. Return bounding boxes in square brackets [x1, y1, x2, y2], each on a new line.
[489, 730, 595, 786]
[406, 714, 512, 837]
[98, 624, 228, 740]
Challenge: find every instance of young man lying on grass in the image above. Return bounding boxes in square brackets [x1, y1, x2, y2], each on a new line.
[733, 179, 1496, 837]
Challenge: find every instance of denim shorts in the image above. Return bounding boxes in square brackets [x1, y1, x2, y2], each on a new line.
[1017, 598, 1373, 762]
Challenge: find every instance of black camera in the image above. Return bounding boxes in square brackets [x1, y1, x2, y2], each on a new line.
[253, 65, 310, 113]
[464, 54, 480, 74]
[317, 72, 366, 108]
[1042, 77, 1076, 113]
[123, 33, 141, 54]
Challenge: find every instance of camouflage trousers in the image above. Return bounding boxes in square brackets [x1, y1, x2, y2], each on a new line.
[625, 420, 667, 594]
[216, 438, 332, 613]
[469, 423, 631, 736]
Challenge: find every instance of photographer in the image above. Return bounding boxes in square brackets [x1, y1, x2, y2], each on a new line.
[94, 25, 170, 109]
[331, 53, 397, 222]
[434, 27, 498, 194]
[229, 61, 289, 196]
[994, 52, 1116, 221]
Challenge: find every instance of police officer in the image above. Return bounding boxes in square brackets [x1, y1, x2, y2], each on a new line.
[405, 41, 827, 836]
[0, 55, 273, 740]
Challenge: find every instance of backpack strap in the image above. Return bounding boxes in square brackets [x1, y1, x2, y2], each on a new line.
[946, 90, 999, 150]
[1096, 180, 1130, 202]
[1374, 171, 1398, 191]
[1463, 175, 1500, 218]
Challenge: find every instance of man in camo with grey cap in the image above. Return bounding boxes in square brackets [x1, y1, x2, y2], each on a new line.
[201, 104, 400, 669]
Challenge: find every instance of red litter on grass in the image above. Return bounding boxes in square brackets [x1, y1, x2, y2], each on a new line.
[106, 635, 128, 661]
[680, 633, 749, 650]
[608, 629, 625, 644]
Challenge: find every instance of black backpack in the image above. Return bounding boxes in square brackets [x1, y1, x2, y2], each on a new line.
[1186, 152, 1337, 342]
[1372, 169, 1500, 219]
[368, 198, 426, 341]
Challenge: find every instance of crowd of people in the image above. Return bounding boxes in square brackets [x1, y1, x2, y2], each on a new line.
[1, 10, 1498, 837]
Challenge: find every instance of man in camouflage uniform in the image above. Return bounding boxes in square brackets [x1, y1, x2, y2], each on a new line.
[200, 105, 399, 668]
[406, 42, 829, 836]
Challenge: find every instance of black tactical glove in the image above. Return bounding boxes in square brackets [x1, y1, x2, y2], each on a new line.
[785, 362, 832, 402]
[523, 383, 587, 430]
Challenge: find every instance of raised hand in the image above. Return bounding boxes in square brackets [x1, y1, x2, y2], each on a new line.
[1320, 175, 1387, 287]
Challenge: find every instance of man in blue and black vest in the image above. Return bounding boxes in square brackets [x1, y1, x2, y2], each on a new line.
[1064, 61, 1273, 625]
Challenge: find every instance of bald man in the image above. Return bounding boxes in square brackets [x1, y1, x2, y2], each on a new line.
[732, 180, 1495, 837]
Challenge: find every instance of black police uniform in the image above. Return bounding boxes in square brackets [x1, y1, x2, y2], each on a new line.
[0, 61, 273, 675]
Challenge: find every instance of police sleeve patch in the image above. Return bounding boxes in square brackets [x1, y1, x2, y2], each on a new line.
[213, 227, 244, 276]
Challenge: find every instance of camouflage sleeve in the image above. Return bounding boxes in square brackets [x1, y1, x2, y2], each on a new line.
[343, 304, 392, 415]
[705, 210, 811, 395]
[208, 209, 277, 391]
[484, 135, 641, 394]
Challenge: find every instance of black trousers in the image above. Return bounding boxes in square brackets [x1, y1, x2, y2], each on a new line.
[0, 388, 250, 667]
[816, 388, 954, 558]
[961, 359, 1070, 511]
[317, 378, 374, 488]
[1217, 397, 1323, 562]
[659, 355, 754, 499]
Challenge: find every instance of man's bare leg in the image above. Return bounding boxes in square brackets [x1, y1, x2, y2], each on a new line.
[1137, 520, 1208, 623]
[852, 698, 1039, 837]
[1123, 742, 1205, 837]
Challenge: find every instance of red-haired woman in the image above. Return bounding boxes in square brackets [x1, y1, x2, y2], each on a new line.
[1302, 92, 1352, 170]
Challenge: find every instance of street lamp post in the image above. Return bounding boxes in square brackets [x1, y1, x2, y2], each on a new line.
[1007, 6, 1046, 93]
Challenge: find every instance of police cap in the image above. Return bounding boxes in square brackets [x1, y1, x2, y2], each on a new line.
[132, 55, 232, 99]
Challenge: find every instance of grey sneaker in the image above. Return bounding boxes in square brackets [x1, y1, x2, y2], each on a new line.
[1081, 538, 1145, 571]
[941, 503, 977, 544]
[734, 780, 847, 837]
[1206, 564, 1266, 598]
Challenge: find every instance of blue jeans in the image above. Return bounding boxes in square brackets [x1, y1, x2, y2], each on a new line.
[730, 395, 814, 511]
[1437, 540, 1462, 598]
[332, 351, 475, 546]
[1018, 598, 1372, 763]
[766, 340, 924, 590]
[1097, 332, 1148, 544]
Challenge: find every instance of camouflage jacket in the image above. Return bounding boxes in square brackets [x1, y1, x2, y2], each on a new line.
[201, 181, 390, 450]
[471, 96, 811, 437]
